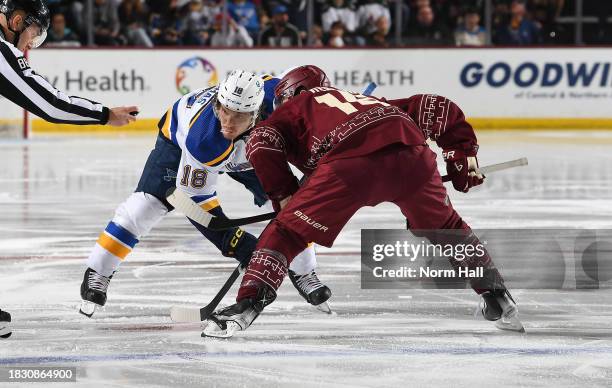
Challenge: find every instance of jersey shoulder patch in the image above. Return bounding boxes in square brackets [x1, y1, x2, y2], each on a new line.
[187, 86, 217, 109]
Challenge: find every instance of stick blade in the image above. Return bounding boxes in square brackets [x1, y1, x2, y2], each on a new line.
[478, 157, 529, 175]
[170, 306, 203, 323]
[166, 188, 213, 228]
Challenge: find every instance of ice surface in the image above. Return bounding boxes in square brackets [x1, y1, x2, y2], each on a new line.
[1, 132, 611, 387]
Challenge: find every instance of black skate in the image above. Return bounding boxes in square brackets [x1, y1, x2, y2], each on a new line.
[202, 287, 275, 339]
[79, 268, 114, 318]
[481, 289, 525, 333]
[0, 309, 12, 339]
[289, 269, 332, 314]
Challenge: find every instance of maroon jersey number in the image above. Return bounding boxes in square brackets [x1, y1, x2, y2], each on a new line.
[313, 90, 390, 115]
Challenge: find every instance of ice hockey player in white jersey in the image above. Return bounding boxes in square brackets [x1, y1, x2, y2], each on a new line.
[79, 70, 332, 317]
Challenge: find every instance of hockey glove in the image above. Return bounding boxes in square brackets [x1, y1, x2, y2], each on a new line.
[221, 228, 258, 269]
[442, 148, 484, 193]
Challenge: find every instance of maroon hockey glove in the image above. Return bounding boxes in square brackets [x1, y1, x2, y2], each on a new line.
[442, 148, 485, 193]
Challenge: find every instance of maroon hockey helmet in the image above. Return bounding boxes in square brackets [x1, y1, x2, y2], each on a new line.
[274, 65, 331, 108]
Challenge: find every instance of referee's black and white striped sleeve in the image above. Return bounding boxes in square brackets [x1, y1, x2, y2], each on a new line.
[0, 38, 109, 125]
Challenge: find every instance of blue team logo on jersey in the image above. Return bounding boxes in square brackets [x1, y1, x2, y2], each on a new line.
[176, 57, 219, 95]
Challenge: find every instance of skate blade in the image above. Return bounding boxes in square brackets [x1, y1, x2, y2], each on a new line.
[315, 301, 332, 314]
[201, 321, 240, 339]
[170, 306, 202, 323]
[0, 324, 12, 338]
[495, 315, 525, 333]
[79, 300, 98, 318]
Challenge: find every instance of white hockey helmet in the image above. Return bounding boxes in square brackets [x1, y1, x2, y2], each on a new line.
[217, 70, 265, 113]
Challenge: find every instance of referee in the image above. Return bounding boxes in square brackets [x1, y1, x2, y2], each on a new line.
[0, 0, 138, 128]
[0, 0, 139, 339]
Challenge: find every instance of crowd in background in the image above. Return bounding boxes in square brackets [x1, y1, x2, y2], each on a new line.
[42, 0, 612, 48]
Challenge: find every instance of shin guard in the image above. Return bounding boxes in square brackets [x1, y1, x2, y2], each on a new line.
[237, 248, 288, 302]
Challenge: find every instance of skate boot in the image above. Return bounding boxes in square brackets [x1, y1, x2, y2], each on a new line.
[0, 309, 12, 338]
[481, 289, 525, 333]
[289, 269, 332, 314]
[202, 286, 275, 339]
[79, 268, 114, 318]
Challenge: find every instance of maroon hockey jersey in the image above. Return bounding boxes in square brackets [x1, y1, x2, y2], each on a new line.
[246, 87, 477, 205]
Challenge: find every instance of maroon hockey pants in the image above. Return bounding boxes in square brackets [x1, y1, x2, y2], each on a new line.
[237, 144, 501, 302]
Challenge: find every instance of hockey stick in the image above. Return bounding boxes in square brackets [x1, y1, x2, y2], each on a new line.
[363, 82, 377, 96]
[441, 157, 528, 182]
[166, 187, 276, 231]
[169, 158, 529, 232]
[170, 264, 242, 323]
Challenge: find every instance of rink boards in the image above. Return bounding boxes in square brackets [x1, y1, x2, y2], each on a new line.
[21, 47, 612, 133]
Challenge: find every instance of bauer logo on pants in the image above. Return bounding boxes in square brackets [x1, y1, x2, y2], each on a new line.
[294, 211, 328, 232]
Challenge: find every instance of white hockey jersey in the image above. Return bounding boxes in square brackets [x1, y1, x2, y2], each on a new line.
[157, 75, 278, 210]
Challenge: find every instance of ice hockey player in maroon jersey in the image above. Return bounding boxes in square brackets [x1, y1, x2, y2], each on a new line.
[202, 65, 524, 338]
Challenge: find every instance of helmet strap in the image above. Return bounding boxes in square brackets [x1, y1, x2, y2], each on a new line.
[212, 98, 221, 119]
[5, 12, 24, 46]
[249, 105, 263, 128]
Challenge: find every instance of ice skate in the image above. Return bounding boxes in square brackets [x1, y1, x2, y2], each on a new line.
[203, 286, 276, 338]
[79, 268, 114, 318]
[289, 269, 333, 314]
[202, 299, 259, 338]
[0, 309, 12, 339]
[481, 289, 525, 333]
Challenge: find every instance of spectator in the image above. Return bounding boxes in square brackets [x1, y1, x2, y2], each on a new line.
[496, 0, 542, 45]
[45, 0, 81, 35]
[158, 27, 182, 46]
[357, 0, 391, 36]
[228, 0, 260, 41]
[309, 24, 325, 47]
[258, 5, 301, 47]
[531, 0, 569, 44]
[209, 13, 254, 47]
[327, 20, 346, 47]
[183, 0, 212, 45]
[428, 0, 461, 31]
[405, 5, 452, 45]
[367, 15, 391, 47]
[45, 12, 81, 47]
[270, 0, 310, 40]
[118, 0, 153, 47]
[322, 0, 357, 34]
[201, 0, 223, 23]
[455, 8, 486, 46]
[84, 0, 121, 46]
[149, 2, 187, 46]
